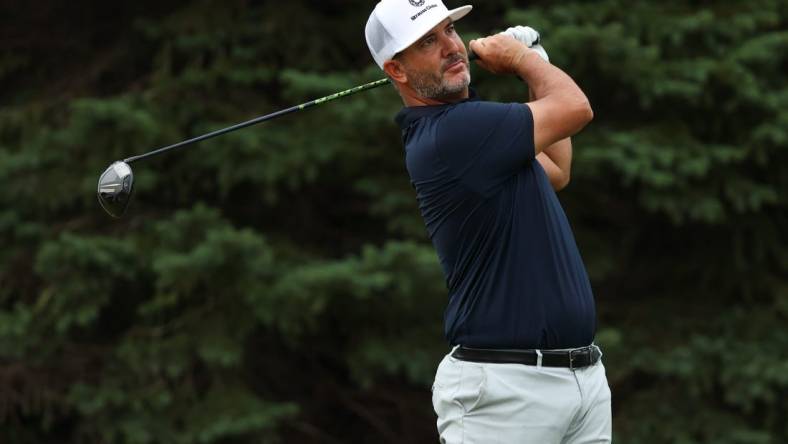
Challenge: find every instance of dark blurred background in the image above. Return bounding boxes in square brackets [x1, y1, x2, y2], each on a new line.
[1, 0, 786, 442]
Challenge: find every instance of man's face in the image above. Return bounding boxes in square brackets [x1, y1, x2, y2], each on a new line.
[397, 19, 470, 101]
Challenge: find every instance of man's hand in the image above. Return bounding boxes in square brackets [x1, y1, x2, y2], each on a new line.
[469, 26, 549, 67]
[469, 25, 551, 75]
[503, 26, 550, 63]
[469, 34, 534, 75]
[502, 26, 540, 47]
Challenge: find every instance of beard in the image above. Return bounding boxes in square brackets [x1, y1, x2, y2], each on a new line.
[406, 54, 471, 100]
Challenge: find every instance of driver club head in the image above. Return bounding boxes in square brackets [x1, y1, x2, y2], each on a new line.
[97, 161, 134, 218]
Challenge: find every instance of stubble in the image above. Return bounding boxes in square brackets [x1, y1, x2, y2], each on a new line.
[406, 54, 471, 100]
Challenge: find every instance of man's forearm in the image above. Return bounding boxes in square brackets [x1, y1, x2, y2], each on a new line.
[529, 88, 572, 190]
[537, 140, 572, 191]
[516, 50, 589, 113]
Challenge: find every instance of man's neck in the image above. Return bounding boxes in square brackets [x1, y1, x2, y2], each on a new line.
[401, 86, 469, 107]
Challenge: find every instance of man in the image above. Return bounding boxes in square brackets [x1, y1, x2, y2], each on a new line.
[365, 1, 611, 443]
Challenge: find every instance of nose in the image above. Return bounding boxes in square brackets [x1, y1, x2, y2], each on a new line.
[440, 33, 463, 57]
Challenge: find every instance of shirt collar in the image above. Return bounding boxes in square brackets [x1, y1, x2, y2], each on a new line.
[395, 88, 480, 130]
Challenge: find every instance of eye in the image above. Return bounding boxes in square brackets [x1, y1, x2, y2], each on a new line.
[421, 36, 436, 47]
[446, 24, 455, 35]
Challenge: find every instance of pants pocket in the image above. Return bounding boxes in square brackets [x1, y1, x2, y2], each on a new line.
[433, 356, 487, 441]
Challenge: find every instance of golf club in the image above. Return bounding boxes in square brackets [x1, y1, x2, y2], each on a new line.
[98, 53, 478, 218]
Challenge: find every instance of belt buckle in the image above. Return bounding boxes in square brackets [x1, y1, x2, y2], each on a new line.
[568, 347, 589, 370]
[568, 348, 578, 370]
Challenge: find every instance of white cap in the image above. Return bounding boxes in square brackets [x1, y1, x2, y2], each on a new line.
[365, 0, 473, 69]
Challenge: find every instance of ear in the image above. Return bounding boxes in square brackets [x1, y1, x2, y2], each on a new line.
[383, 59, 408, 85]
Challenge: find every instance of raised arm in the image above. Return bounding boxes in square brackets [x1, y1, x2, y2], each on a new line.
[469, 34, 593, 155]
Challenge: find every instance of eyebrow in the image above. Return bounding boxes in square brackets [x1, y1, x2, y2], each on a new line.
[416, 20, 455, 46]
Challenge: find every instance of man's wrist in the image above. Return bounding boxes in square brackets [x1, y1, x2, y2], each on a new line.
[511, 47, 542, 77]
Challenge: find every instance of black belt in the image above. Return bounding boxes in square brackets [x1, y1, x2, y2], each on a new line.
[451, 344, 602, 369]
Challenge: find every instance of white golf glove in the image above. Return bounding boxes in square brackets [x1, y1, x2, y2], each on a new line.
[502, 26, 550, 63]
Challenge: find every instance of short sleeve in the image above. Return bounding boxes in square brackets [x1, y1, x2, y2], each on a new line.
[435, 101, 535, 195]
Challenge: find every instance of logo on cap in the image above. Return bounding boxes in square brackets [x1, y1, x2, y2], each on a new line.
[409, 0, 425, 6]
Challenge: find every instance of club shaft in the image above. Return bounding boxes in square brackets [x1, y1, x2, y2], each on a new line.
[122, 50, 479, 165]
[123, 78, 392, 164]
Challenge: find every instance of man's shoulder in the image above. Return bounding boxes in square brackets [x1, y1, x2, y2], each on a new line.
[395, 89, 510, 130]
[408, 100, 518, 128]
[438, 100, 530, 137]
[442, 99, 514, 119]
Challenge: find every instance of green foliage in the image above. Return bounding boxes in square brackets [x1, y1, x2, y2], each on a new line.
[1, 0, 786, 442]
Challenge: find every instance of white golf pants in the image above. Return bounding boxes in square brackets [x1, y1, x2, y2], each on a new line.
[432, 349, 612, 443]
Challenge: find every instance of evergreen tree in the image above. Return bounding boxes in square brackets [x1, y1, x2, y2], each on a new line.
[1, 0, 785, 442]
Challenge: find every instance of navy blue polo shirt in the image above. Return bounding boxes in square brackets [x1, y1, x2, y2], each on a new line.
[395, 91, 597, 349]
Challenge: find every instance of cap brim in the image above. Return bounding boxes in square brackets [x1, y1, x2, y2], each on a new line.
[448, 5, 473, 23]
[392, 5, 473, 57]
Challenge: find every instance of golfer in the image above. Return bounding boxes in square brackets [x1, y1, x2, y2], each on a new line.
[366, 1, 611, 443]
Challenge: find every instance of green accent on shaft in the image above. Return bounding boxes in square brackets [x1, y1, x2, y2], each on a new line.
[311, 78, 391, 107]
